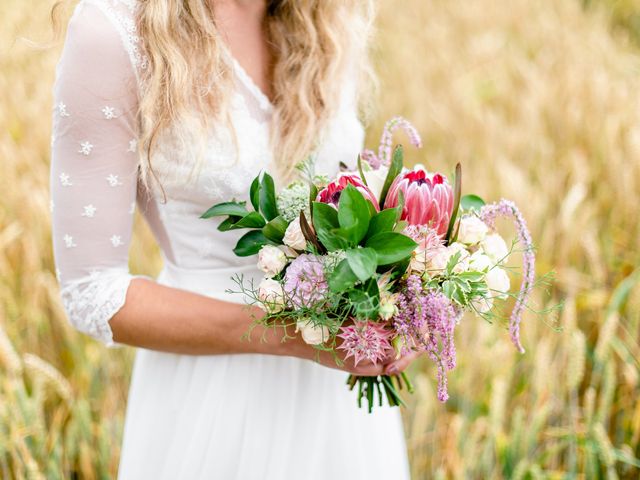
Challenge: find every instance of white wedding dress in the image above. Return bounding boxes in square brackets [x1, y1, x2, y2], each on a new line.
[50, 1, 410, 479]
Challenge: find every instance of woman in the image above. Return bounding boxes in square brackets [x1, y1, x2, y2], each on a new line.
[50, 0, 417, 478]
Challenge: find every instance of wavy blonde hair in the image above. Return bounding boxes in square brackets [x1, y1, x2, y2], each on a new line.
[52, 0, 376, 192]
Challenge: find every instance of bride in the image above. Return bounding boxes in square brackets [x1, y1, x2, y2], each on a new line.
[50, 0, 418, 478]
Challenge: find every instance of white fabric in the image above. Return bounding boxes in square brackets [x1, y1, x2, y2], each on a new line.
[50, 1, 410, 478]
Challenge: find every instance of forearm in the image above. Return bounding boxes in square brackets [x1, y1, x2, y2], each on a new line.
[109, 277, 306, 357]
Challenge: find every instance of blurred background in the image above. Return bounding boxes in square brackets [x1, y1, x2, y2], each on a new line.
[1, 0, 639, 478]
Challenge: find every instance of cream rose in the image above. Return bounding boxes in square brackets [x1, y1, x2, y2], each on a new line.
[457, 216, 489, 245]
[296, 319, 330, 345]
[481, 233, 509, 263]
[257, 278, 285, 313]
[283, 218, 307, 251]
[485, 267, 510, 299]
[446, 242, 471, 273]
[468, 251, 492, 272]
[257, 245, 287, 277]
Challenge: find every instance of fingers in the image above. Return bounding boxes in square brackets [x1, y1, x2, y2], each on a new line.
[383, 351, 421, 375]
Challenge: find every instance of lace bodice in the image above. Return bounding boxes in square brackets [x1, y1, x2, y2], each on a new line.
[50, 0, 365, 347]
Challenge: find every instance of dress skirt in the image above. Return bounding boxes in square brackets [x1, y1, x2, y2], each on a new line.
[116, 261, 411, 480]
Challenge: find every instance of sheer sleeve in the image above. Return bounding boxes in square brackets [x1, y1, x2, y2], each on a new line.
[50, 1, 151, 348]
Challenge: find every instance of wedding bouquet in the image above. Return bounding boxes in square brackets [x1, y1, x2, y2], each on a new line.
[201, 117, 537, 412]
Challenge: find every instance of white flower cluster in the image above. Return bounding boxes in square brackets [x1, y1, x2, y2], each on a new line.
[276, 181, 311, 222]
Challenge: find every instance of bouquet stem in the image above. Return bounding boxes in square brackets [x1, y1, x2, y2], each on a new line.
[347, 374, 408, 413]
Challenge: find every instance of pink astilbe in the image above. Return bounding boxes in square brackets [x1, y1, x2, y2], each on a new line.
[361, 116, 423, 168]
[479, 199, 535, 354]
[394, 275, 461, 402]
[337, 320, 394, 367]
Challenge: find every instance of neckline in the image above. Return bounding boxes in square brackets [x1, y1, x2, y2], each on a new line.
[222, 47, 274, 114]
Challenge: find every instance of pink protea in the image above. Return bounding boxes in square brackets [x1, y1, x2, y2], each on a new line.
[316, 174, 380, 211]
[337, 320, 394, 367]
[385, 168, 454, 236]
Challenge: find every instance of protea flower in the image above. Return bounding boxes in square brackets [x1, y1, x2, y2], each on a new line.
[385, 168, 454, 236]
[337, 320, 394, 366]
[316, 174, 380, 211]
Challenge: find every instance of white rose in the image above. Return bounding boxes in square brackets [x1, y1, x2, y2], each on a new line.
[296, 319, 330, 345]
[485, 267, 510, 300]
[457, 216, 489, 245]
[471, 296, 494, 314]
[257, 278, 285, 313]
[424, 245, 449, 274]
[364, 165, 389, 202]
[468, 251, 492, 272]
[446, 242, 471, 273]
[481, 233, 509, 263]
[257, 245, 287, 277]
[283, 218, 307, 251]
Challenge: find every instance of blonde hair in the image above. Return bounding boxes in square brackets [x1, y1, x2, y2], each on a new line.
[52, 0, 376, 191]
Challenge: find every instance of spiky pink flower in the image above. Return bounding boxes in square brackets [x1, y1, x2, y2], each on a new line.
[337, 320, 394, 367]
[316, 174, 380, 211]
[385, 168, 454, 235]
[479, 199, 535, 354]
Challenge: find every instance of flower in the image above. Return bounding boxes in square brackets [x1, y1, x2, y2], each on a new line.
[457, 215, 489, 245]
[384, 167, 454, 235]
[257, 278, 285, 313]
[425, 242, 470, 275]
[276, 181, 311, 222]
[446, 243, 471, 273]
[283, 218, 307, 250]
[379, 291, 398, 320]
[337, 320, 394, 366]
[485, 267, 510, 300]
[480, 233, 509, 263]
[296, 318, 330, 345]
[362, 165, 389, 202]
[257, 245, 287, 277]
[316, 174, 379, 211]
[283, 254, 328, 308]
[468, 251, 492, 272]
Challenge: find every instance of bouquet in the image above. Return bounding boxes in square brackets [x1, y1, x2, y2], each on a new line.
[201, 117, 537, 412]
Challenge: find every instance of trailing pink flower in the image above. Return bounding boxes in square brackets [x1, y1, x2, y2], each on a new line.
[393, 274, 461, 402]
[385, 168, 454, 235]
[283, 254, 328, 308]
[316, 174, 380, 211]
[479, 199, 535, 354]
[337, 320, 394, 367]
[361, 117, 423, 168]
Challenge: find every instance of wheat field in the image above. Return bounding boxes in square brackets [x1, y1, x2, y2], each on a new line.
[1, 0, 639, 478]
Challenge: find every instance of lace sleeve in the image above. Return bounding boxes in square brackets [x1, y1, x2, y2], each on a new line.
[50, 0, 150, 348]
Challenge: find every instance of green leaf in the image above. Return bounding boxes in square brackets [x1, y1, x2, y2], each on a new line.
[337, 185, 371, 244]
[328, 259, 359, 292]
[445, 163, 462, 245]
[379, 145, 404, 209]
[200, 201, 248, 219]
[461, 194, 485, 212]
[233, 211, 266, 229]
[357, 154, 368, 186]
[365, 232, 417, 265]
[233, 230, 271, 257]
[249, 176, 261, 211]
[217, 216, 242, 231]
[259, 173, 278, 221]
[346, 248, 378, 281]
[442, 280, 455, 299]
[312, 202, 339, 231]
[446, 251, 462, 275]
[262, 216, 288, 243]
[366, 208, 399, 239]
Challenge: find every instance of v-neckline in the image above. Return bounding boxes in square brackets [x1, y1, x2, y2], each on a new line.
[222, 46, 274, 114]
